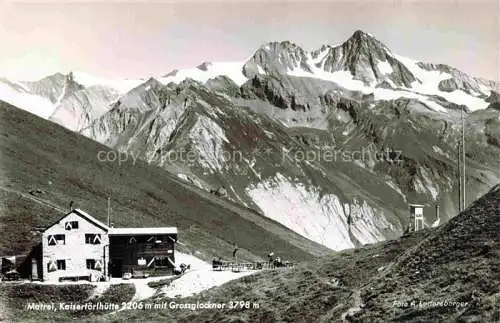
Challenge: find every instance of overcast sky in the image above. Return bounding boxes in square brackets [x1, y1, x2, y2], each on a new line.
[0, 1, 498, 81]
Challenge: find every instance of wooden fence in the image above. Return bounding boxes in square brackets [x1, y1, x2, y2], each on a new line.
[212, 261, 294, 272]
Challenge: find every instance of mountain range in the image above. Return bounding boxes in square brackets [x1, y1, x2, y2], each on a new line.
[1, 30, 499, 251]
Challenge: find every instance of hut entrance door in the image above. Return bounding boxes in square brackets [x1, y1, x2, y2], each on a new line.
[111, 259, 123, 278]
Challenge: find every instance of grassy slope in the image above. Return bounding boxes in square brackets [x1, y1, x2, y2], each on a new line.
[85, 186, 497, 322]
[0, 101, 330, 262]
[355, 185, 500, 322]
[0, 231, 429, 323]
[82, 231, 430, 323]
[0, 283, 135, 322]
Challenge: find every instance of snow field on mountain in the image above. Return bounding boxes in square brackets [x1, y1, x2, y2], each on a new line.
[71, 71, 144, 94]
[159, 62, 247, 86]
[158, 51, 492, 112]
[49, 87, 118, 131]
[49, 103, 81, 131]
[393, 54, 490, 111]
[289, 64, 368, 93]
[287, 54, 488, 113]
[372, 88, 447, 112]
[284, 49, 491, 113]
[0, 81, 56, 118]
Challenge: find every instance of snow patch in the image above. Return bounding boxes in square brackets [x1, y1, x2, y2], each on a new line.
[160, 62, 247, 86]
[161, 252, 255, 298]
[289, 67, 368, 93]
[372, 88, 447, 113]
[377, 61, 393, 74]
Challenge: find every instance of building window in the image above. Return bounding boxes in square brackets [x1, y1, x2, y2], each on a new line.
[48, 234, 66, 246]
[65, 221, 79, 230]
[154, 256, 173, 267]
[86, 259, 96, 269]
[85, 234, 102, 244]
[154, 237, 163, 247]
[47, 261, 57, 272]
[154, 257, 169, 267]
[56, 260, 66, 270]
[48, 236, 55, 245]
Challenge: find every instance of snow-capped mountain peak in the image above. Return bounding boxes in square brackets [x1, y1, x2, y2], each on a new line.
[312, 30, 416, 87]
[241, 31, 424, 94]
[1, 30, 498, 122]
[197, 61, 213, 71]
[242, 40, 312, 77]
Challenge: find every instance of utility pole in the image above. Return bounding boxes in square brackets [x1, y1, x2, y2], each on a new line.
[461, 107, 466, 210]
[233, 245, 239, 271]
[457, 142, 462, 212]
[107, 195, 111, 227]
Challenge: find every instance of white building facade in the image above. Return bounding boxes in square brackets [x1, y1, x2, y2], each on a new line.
[409, 204, 425, 232]
[41, 209, 110, 282]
